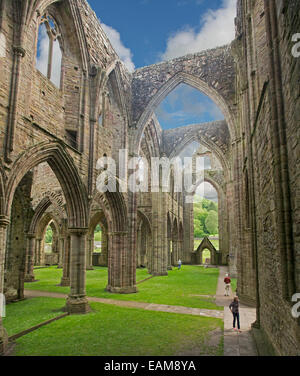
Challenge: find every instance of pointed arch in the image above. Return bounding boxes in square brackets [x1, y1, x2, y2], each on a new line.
[134, 71, 236, 151]
[5, 142, 88, 229]
[28, 197, 52, 234]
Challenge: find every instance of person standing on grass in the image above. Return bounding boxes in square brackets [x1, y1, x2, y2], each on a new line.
[229, 296, 241, 332]
[224, 273, 231, 296]
[178, 259, 182, 270]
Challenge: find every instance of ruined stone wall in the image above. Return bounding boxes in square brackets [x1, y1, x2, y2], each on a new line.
[235, 0, 300, 355]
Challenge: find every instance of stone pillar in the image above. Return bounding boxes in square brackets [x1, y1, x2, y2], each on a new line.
[57, 237, 64, 269]
[60, 236, 70, 286]
[24, 234, 36, 282]
[183, 199, 193, 264]
[34, 238, 42, 266]
[0, 216, 9, 354]
[151, 192, 168, 276]
[172, 240, 178, 266]
[86, 237, 94, 270]
[106, 231, 137, 294]
[65, 229, 90, 314]
[136, 227, 142, 267]
[178, 240, 184, 261]
[167, 238, 172, 270]
[101, 229, 108, 266]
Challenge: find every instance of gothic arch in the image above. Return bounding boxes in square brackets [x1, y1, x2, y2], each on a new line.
[13, 0, 89, 71]
[5, 142, 88, 229]
[92, 188, 128, 233]
[28, 197, 52, 235]
[167, 127, 231, 177]
[88, 211, 108, 236]
[133, 69, 236, 151]
[137, 209, 152, 234]
[194, 237, 220, 265]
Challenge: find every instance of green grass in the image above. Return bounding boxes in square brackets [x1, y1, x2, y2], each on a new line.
[25, 265, 222, 310]
[94, 231, 102, 242]
[231, 278, 237, 294]
[11, 298, 223, 356]
[3, 297, 65, 337]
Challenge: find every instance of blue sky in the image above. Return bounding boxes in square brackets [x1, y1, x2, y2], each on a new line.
[88, 0, 237, 70]
[87, 0, 235, 129]
[155, 83, 224, 129]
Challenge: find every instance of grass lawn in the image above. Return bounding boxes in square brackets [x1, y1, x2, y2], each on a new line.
[3, 297, 65, 337]
[25, 265, 222, 310]
[9, 298, 223, 356]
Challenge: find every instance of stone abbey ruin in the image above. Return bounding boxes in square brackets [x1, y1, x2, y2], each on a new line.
[0, 0, 299, 356]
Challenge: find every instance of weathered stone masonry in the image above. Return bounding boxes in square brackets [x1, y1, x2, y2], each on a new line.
[0, 0, 299, 356]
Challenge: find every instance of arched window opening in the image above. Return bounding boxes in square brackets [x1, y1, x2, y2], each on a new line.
[203, 248, 211, 265]
[155, 83, 224, 130]
[94, 224, 102, 253]
[36, 14, 62, 88]
[193, 182, 219, 251]
[44, 223, 53, 254]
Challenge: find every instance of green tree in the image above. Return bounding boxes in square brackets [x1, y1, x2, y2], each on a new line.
[194, 218, 204, 238]
[205, 210, 218, 235]
[207, 200, 218, 212]
[45, 226, 53, 244]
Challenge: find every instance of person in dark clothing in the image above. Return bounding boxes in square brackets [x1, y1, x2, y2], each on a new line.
[229, 297, 241, 332]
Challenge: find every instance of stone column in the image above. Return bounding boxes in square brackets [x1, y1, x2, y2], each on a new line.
[24, 233, 36, 282]
[182, 199, 193, 264]
[0, 216, 9, 354]
[178, 240, 184, 261]
[106, 231, 137, 294]
[60, 236, 70, 286]
[35, 238, 42, 266]
[136, 228, 142, 267]
[167, 238, 172, 270]
[65, 229, 90, 314]
[86, 237, 94, 270]
[151, 191, 168, 276]
[100, 229, 108, 266]
[57, 237, 64, 269]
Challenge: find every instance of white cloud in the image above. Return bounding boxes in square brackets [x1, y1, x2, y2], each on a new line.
[36, 23, 62, 88]
[101, 23, 135, 73]
[36, 23, 49, 77]
[161, 0, 237, 61]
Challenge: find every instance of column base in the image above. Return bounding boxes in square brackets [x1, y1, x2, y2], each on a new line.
[57, 266, 63, 269]
[24, 274, 36, 283]
[60, 277, 70, 287]
[0, 324, 8, 355]
[106, 285, 138, 294]
[167, 266, 173, 270]
[65, 295, 91, 315]
[152, 272, 168, 276]
[86, 266, 94, 271]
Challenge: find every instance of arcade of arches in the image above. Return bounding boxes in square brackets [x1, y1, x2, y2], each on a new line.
[0, 0, 299, 356]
